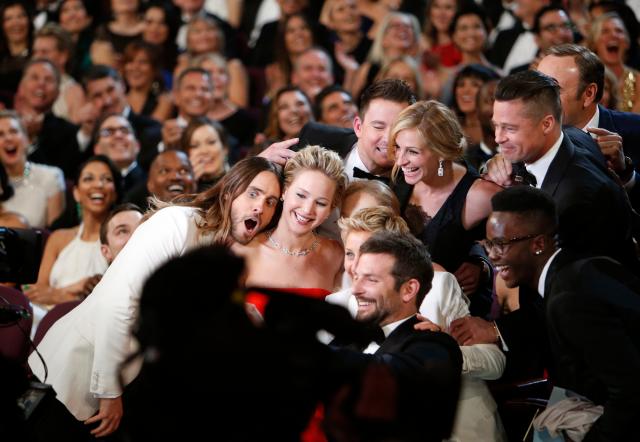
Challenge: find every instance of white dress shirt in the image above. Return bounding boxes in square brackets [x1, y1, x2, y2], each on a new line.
[526, 132, 564, 188]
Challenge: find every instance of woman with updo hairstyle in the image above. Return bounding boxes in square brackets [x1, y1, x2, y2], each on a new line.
[180, 116, 230, 192]
[234, 145, 347, 303]
[391, 100, 501, 315]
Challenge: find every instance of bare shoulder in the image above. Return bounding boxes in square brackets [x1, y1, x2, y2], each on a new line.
[462, 178, 502, 229]
[320, 237, 343, 256]
[47, 227, 78, 251]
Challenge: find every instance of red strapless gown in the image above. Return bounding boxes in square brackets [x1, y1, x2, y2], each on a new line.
[245, 287, 331, 442]
[246, 287, 331, 315]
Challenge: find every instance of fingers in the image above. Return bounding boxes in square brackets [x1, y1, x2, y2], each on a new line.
[586, 126, 614, 136]
[259, 138, 299, 165]
[87, 416, 119, 438]
[272, 137, 299, 150]
[484, 155, 513, 186]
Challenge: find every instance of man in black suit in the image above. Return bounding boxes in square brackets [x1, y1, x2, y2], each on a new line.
[485, 186, 640, 441]
[79, 65, 161, 171]
[452, 70, 638, 378]
[537, 44, 640, 208]
[261, 79, 417, 208]
[18, 59, 82, 179]
[329, 231, 462, 441]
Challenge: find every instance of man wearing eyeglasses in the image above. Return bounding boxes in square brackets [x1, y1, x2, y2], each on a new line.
[453, 70, 638, 379]
[94, 114, 145, 194]
[484, 186, 640, 441]
[508, 6, 575, 75]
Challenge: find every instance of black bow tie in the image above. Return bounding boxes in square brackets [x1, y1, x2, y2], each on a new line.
[511, 162, 537, 187]
[353, 167, 390, 184]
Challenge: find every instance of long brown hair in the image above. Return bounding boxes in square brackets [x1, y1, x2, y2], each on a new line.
[151, 156, 281, 244]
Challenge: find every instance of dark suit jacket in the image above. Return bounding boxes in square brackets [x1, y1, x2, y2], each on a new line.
[122, 164, 147, 196]
[597, 105, 640, 210]
[487, 20, 526, 69]
[544, 251, 640, 442]
[332, 316, 463, 441]
[296, 122, 414, 211]
[542, 133, 638, 272]
[28, 112, 82, 179]
[127, 111, 161, 173]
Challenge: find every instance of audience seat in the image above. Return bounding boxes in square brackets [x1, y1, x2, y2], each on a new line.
[0, 285, 33, 365]
[32, 300, 81, 348]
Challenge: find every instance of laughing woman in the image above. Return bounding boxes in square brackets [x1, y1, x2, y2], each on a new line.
[23, 156, 120, 330]
[391, 100, 501, 315]
[234, 145, 347, 303]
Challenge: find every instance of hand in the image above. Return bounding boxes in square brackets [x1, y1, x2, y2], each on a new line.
[413, 314, 442, 332]
[450, 316, 497, 346]
[85, 396, 123, 437]
[162, 119, 183, 149]
[586, 127, 625, 173]
[76, 102, 98, 138]
[257, 138, 299, 166]
[482, 154, 514, 187]
[454, 261, 482, 296]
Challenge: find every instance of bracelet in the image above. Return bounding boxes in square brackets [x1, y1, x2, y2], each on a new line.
[492, 321, 500, 344]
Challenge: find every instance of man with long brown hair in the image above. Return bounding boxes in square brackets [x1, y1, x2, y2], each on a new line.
[28, 155, 283, 441]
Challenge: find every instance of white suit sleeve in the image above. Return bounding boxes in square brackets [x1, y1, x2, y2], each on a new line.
[460, 344, 506, 380]
[420, 271, 470, 329]
[90, 207, 195, 396]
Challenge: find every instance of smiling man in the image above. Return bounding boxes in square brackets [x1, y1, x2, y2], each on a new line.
[485, 186, 640, 440]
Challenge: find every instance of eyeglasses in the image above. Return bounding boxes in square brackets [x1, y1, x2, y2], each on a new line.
[99, 126, 132, 138]
[479, 234, 539, 254]
[540, 22, 574, 33]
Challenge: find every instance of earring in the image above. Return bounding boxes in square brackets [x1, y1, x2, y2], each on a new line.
[280, 196, 284, 202]
[437, 159, 444, 177]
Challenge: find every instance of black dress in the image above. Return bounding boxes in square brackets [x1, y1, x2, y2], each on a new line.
[411, 169, 492, 317]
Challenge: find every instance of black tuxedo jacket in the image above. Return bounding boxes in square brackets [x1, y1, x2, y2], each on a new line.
[127, 111, 161, 173]
[28, 112, 82, 179]
[331, 316, 462, 441]
[597, 105, 640, 210]
[296, 122, 414, 211]
[544, 251, 640, 442]
[542, 133, 638, 272]
[488, 20, 526, 69]
[121, 164, 147, 196]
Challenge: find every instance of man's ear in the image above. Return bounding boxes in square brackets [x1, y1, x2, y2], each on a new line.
[400, 278, 420, 304]
[353, 115, 363, 138]
[582, 83, 598, 107]
[100, 244, 113, 263]
[541, 114, 555, 135]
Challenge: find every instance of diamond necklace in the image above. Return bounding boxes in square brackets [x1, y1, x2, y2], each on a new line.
[266, 229, 319, 257]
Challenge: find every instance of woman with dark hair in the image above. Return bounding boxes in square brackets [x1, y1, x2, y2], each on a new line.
[263, 86, 314, 143]
[450, 6, 493, 67]
[58, 0, 95, 78]
[28, 155, 284, 439]
[23, 155, 120, 310]
[423, 0, 461, 68]
[103, 0, 144, 55]
[0, 1, 34, 107]
[122, 40, 172, 121]
[266, 13, 315, 100]
[141, 1, 179, 77]
[452, 64, 500, 145]
[180, 116, 230, 191]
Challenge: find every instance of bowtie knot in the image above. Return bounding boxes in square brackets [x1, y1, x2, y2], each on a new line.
[353, 167, 390, 184]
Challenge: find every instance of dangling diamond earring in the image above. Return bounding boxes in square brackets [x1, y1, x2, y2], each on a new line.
[437, 159, 444, 177]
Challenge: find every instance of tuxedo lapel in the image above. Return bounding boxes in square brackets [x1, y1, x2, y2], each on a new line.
[597, 105, 618, 133]
[541, 135, 574, 196]
[375, 316, 419, 354]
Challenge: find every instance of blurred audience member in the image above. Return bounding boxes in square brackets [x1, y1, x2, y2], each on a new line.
[58, 0, 95, 79]
[315, 85, 358, 129]
[377, 55, 425, 99]
[179, 117, 228, 192]
[292, 47, 335, 103]
[0, 1, 34, 108]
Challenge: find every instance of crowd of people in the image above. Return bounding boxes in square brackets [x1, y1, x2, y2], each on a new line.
[1, 0, 640, 441]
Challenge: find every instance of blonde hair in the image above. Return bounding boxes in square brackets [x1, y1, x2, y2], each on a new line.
[284, 145, 348, 208]
[587, 12, 629, 54]
[342, 180, 400, 215]
[338, 206, 410, 243]
[368, 12, 420, 64]
[389, 100, 465, 181]
[376, 55, 425, 100]
[186, 13, 224, 55]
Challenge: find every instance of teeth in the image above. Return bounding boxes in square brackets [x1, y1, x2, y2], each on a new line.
[357, 300, 373, 306]
[168, 184, 184, 192]
[295, 212, 312, 223]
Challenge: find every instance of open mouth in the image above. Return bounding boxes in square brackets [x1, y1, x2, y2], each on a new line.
[605, 42, 620, 55]
[89, 192, 106, 202]
[293, 211, 314, 225]
[244, 218, 258, 233]
[495, 264, 511, 279]
[167, 184, 185, 194]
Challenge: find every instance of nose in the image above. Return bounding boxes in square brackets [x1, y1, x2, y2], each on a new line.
[395, 148, 408, 166]
[494, 126, 506, 145]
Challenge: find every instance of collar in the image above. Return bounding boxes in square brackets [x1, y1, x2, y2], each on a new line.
[382, 314, 415, 338]
[582, 106, 600, 135]
[344, 143, 369, 181]
[537, 248, 562, 297]
[176, 115, 189, 128]
[526, 132, 563, 188]
[479, 140, 495, 156]
[122, 105, 131, 119]
[121, 161, 138, 177]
